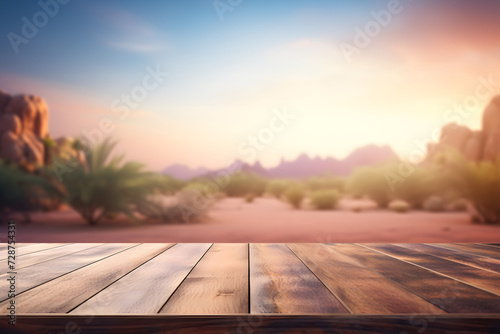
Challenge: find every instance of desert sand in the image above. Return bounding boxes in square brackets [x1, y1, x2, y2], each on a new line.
[6, 197, 500, 243]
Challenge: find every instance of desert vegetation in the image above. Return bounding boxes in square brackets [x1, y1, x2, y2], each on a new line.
[54, 138, 166, 225]
[434, 151, 500, 224]
[2, 134, 500, 227]
[0, 162, 62, 222]
[309, 189, 340, 210]
[283, 184, 306, 209]
[347, 166, 392, 208]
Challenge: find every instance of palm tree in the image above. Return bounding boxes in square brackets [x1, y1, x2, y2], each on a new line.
[59, 138, 162, 225]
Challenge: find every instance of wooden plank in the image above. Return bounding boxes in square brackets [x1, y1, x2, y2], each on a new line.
[13, 243, 40, 247]
[0, 243, 68, 260]
[0, 243, 40, 251]
[159, 243, 248, 314]
[250, 243, 347, 314]
[0, 243, 102, 275]
[365, 244, 500, 296]
[3, 315, 500, 334]
[289, 243, 443, 314]
[474, 244, 500, 250]
[0, 243, 174, 313]
[398, 243, 500, 274]
[0, 243, 138, 303]
[332, 244, 500, 313]
[435, 243, 500, 260]
[72, 243, 211, 314]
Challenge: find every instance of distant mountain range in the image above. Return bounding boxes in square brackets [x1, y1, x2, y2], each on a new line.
[162, 144, 398, 180]
[161, 164, 210, 180]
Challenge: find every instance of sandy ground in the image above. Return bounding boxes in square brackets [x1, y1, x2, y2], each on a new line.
[5, 197, 500, 243]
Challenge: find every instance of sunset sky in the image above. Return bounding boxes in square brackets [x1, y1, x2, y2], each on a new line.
[1, 0, 499, 170]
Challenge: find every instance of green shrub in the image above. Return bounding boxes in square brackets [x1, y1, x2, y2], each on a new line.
[347, 166, 392, 208]
[388, 199, 410, 213]
[393, 167, 439, 209]
[0, 163, 62, 221]
[59, 138, 163, 225]
[223, 172, 267, 197]
[267, 180, 289, 198]
[284, 184, 305, 209]
[461, 159, 500, 224]
[440, 151, 500, 224]
[310, 189, 340, 210]
[423, 196, 446, 212]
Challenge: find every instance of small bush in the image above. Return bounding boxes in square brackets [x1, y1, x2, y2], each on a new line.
[389, 199, 410, 213]
[0, 163, 62, 222]
[223, 172, 267, 197]
[423, 196, 446, 212]
[393, 167, 439, 209]
[267, 180, 289, 198]
[347, 167, 392, 208]
[139, 192, 209, 224]
[436, 150, 500, 224]
[284, 185, 305, 209]
[310, 189, 340, 210]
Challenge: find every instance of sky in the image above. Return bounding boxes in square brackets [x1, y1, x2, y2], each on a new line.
[1, 0, 499, 171]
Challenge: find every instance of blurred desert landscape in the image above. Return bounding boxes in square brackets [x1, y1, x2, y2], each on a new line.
[1, 0, 500, 243]
[2, 79, 500, 243]
[10, 197, 500, 243]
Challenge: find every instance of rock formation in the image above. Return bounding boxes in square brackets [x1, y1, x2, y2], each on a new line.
[482, 96, 500, 161]
[429, 95, 500, 162]
[0, 91, 49, 166]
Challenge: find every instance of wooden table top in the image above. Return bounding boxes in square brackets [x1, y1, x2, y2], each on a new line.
[1, 243, 500, 333]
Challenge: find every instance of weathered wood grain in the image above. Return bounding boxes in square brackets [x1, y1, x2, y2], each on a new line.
[5, 315, 499, 334]
[250, 243, 347, 314]
[72, 243, 210, 314]
[289, 243, 443, 314]
[366, 244, 500, 296]
[474, 243, 500, 250]
[1, 243, 499, 318]
[435, 243, 500, 260]
[0, 243, 137, 303]
[1, 243, 175, 313]
[160, 243, 248, 314]
[398, 243, 500, 273]
[0, 243, 102, 275]
[333, 244, 500, 313]
[0, 243, 42, 253]
[10, 243, 39, 248]
[0, 243, 68, 260]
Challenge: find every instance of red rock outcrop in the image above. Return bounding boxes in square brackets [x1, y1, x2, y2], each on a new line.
[0, 91, 49, 166]
[429, 95, 500, 162]
[482, 96, 500, 161]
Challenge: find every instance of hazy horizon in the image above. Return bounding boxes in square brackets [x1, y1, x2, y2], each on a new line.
[1, 0, 500, 170]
